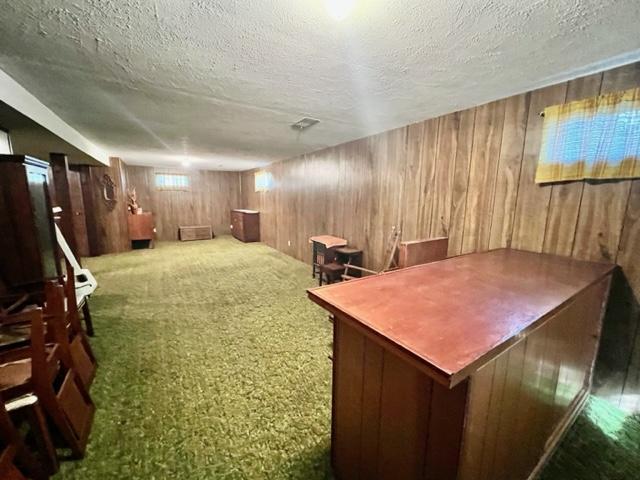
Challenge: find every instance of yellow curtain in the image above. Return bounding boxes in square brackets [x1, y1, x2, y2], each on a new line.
[535, 87, 640, 183]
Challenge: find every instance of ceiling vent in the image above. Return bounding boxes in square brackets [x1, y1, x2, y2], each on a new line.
[291, 117, 320, 131]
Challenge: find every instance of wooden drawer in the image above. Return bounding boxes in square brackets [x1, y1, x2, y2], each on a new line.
[179, 225, 213, 241]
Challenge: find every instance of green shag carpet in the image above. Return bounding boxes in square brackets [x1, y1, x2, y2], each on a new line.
[54, 237, 640, 479]
[540, 396, 640, 480]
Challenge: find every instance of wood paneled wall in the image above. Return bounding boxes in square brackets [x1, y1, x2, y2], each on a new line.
[242, 62, 640, 413]
[80, 157, 131, 255]
[124, 166, 241, 241]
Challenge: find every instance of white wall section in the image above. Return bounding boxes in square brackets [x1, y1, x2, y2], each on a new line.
[0, 68, 109, 165]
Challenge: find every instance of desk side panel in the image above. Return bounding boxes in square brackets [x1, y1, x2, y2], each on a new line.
[458, 275, 611, 480]
[332, 317, 468, 480]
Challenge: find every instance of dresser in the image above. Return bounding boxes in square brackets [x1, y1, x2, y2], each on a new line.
[230, 209, 260, 242]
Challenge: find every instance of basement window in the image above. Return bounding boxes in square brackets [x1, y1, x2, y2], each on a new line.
[255, 171, 273, 192]
[0, 128, 12, 154]
[155, 173, 190, 191]
[536, 87, 640, 183]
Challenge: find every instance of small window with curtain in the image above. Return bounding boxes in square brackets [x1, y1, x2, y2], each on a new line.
[255, 171, 273, 192]
[155, 173, 190, 191]
[536, 87, 640, 183]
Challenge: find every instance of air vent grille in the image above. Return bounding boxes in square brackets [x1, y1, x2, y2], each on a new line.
[291, 117, 320, 131]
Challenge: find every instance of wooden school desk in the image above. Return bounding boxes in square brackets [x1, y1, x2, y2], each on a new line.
[307, 249, 614, 480]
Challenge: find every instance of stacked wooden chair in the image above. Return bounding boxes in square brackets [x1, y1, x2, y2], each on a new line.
[58, 259, 97, 388]
[0, 269, 97, 478]
[0, 402, 50, 480]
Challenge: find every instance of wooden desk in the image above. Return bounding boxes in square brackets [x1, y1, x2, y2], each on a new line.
[307, 249, 614, 480]
[309, 235, 348, 278]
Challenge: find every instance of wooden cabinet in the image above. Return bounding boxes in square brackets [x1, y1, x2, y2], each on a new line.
[127, 213, 155, 247]
[230, 209, 260, 243]
[0, 155, 61, 292]
[308, 249, 614, 480]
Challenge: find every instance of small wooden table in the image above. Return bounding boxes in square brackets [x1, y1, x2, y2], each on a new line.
[308, 249, 614, 480]
[309, 235, 347, 278]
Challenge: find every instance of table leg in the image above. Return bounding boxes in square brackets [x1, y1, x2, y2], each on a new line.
[312, 242, 318, 278]
[82, 300, 95, 337]
[25, 401, 59, 475]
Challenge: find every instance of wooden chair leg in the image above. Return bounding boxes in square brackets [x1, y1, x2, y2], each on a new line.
[38, 389, 86, 459]
[81, 301, 94, 337]
[5, 395, 59, 475]
[3, 398, 51, 480]
[14, 444, 49, 480]
[24, 402, 59, 475]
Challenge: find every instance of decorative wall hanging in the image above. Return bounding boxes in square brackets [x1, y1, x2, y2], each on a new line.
[536, 87, 640, 183]
[101, 174, 117, 210]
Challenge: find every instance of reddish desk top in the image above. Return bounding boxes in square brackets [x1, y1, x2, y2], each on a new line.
[308, 249, 615, 387]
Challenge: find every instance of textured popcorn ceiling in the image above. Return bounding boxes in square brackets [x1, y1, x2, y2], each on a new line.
[1, 0, 640, 170]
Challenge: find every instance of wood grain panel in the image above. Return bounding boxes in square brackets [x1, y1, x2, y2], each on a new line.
[575, 63, 640, 409]
[448, 109, 476, 256]
[458, 278, 610, 480]
[429, 114, 459, 238]
[50, 153, 79, 258]
[511, 83, 567, 252]
[489, 93, 529, 249]
[83, 157, 130, 255]
[423, 380, 467, 480]
[68, 170, 91, 258]
[332, 319, 365, 480]
[572, 64, 638, 262]
[377, 349, 431, 480]
[332, 316, 469, 480]
[77, 165, 100, 256]
[491, 340, 527, 479]
[359, 338, 384, 480]
[125, 165, 241, 242]
[617, 180, 640, 412]
[542, 73, 603, 256]
[402, 122, 426, 241]
[242, 61, 640, 411]
[368, 128, 406, 270]
[415, 119, 440, 239]
[462, 100, 506, 253]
